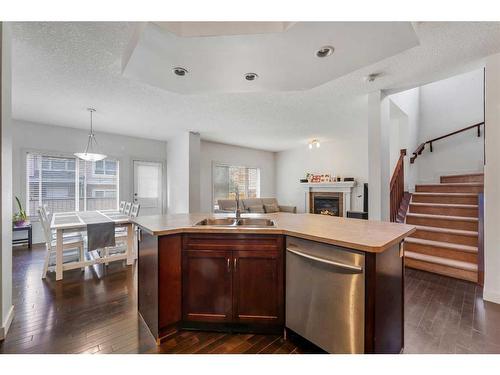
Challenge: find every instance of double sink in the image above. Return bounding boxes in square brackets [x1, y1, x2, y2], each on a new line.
[195, 218, 275, 228]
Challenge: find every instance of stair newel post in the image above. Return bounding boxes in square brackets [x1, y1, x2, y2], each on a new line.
[390, 149, 407, 223]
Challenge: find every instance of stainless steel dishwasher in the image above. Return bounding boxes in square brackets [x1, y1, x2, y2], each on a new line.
[286, 237, 365, 354]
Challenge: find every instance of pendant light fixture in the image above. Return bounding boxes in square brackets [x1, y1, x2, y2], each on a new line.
[74, 108, 107, 162]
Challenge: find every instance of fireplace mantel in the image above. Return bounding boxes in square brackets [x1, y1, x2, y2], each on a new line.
[302, 181, 357, 216]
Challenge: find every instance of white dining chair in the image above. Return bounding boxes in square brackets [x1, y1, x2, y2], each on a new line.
[130, 203, 140, 218]
[39, 209, 85, 279]
[111, 202, 141, 261]
[123, 202, 132, 216]
[119, 201, 126, 213]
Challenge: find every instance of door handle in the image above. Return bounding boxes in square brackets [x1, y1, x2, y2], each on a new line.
[234, 258, 237, 271]
[286, 245, 363, 273]
[227, 258, 230, 273]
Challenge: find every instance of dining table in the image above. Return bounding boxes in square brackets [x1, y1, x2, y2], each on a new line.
[50, 210, 134, 281]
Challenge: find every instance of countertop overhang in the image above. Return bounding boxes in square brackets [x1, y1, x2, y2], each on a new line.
[133, 213, 416, 253]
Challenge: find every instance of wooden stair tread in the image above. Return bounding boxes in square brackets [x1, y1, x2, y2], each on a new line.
[416, 183, 483, 187]
[411, 192, 478, 196]
[440, 173, 484, 178]
[406, 213, 478, 222]
[405, 237, 478, 253]
[409, 202, 478, 209]
[405, 251, 478, 271]
[411, 225, 478, 237]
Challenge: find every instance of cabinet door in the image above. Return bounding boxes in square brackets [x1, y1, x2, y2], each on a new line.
[233, 250, 284, 324]
[182, 250, 232, 322]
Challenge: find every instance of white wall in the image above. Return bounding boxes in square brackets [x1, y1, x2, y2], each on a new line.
[367, 91, 388, 220]
[166, 132, 201, 214]
[276, 114, 368, 214]
[12, 119, 167, 244]
[200, 141, 276, 213]
[417, 69, 484, 183]
[189, 133, 201, 212]
[388, 87, 420, 191]
[484, 53, 500, 304]
[1, 22, 14, 340]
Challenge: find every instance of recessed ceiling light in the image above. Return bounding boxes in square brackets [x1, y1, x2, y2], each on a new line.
[316, 46, 334, 58]
[245, 73, 258, 81]
[365, 72, 382, 82]
[173, 67, 188, 76]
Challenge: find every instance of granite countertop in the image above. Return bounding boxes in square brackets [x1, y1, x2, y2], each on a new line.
[133, 212, 415, 253]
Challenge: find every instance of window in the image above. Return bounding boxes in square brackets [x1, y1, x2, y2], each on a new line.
[91, 189, 116, 199]
[212, 164, 260, 211]
[94, 160, 117, 176]
[26, 152, 120, 217]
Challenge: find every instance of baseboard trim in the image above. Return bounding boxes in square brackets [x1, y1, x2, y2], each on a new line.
[483, 290, 500, 305]
[0, 305, 14, 340]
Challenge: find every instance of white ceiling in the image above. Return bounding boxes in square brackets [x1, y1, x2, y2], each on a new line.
[11, 22, 500, 152]
[123, 22, 419, 93]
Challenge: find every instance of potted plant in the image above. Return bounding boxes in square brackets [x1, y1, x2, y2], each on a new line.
[13, 196, 28, 227]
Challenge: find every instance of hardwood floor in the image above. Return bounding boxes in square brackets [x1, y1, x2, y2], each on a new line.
[404, 267, 500, 353]
[1, 245, 500, 354]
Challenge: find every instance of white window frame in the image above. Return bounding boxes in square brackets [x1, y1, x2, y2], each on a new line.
[211, 162, 261, 212]
[24, 150, 120, 218]
[92, 159, 118, 177]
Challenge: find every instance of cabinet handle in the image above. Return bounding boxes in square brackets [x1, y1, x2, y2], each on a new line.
[227, 258, 230, 273]
[234, 258, 237, 271]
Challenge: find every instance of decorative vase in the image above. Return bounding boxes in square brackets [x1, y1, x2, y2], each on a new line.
[14, 220, 26, 227]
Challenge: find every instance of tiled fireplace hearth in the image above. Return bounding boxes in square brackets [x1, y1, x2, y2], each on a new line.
[302, 181, 356, 217]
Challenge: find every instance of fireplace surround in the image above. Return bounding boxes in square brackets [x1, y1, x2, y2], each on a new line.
[302, 181, 356, 216]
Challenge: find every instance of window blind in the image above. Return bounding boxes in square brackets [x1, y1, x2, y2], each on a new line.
[26, 152, 119, 216]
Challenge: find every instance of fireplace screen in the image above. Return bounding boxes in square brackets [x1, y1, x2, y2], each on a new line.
[309, 192, 343, 217]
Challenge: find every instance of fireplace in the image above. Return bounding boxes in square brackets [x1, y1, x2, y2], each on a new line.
[309, 192, 343, 217]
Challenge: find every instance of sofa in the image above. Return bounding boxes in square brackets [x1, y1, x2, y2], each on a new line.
[215, 197, 297, 214]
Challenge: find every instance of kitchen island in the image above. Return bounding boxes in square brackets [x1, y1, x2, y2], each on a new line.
[133, 212, 415, 354]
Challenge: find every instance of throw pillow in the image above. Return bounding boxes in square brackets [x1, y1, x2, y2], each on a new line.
[247, 205, 265, 213]
[264, 204, 279, 213]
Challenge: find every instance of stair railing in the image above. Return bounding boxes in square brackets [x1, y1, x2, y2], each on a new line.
[410, 122, 484, 164]
[390, 149, 406, 223]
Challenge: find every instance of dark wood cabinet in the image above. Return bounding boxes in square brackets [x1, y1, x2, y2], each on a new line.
[182, 249, 232, 322]
[233, 250, 283, 325]
[182, 234, 284, 331]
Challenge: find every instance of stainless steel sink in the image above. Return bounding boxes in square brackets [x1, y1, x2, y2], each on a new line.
[195, 218, 239, 226]
[236, 218, 275, 227]
[194, 218, 275, 227]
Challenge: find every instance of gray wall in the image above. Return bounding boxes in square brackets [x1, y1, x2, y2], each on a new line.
[12, 119, 167, 243]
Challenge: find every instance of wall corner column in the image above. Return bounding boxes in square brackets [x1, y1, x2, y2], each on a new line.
[368, 91, 390, 221]
[1, 22, 14, 340]
[484, 53, 500, 304]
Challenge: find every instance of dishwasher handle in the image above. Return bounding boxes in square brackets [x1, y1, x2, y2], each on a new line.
[286, 245, 363, 273]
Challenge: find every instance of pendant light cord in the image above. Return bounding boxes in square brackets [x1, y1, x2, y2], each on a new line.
[83, 108, 97, 155]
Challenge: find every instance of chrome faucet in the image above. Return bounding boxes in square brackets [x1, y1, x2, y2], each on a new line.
[234, 185, 242, 219]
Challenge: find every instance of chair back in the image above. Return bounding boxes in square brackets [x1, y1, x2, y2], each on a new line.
[124, 202, 132, 215]
[130, 203, 140, 218]
[39, 205, 50, 225]
[119, 201, 126, 213]
[38, 208, 53, 251]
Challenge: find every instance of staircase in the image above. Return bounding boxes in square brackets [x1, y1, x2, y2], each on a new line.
[404, 173, 483, 283]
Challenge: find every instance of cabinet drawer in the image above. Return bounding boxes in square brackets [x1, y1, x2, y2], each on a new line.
[183, 234, 283, 251]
